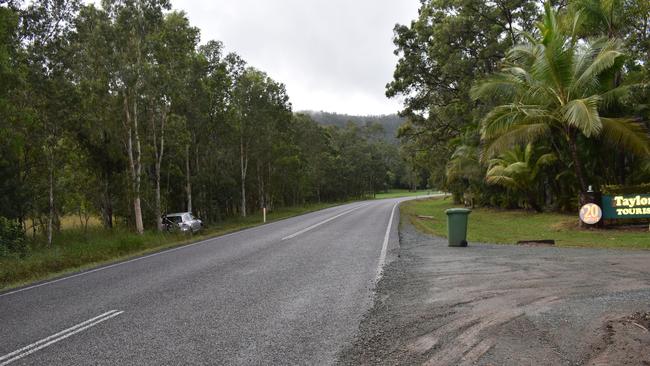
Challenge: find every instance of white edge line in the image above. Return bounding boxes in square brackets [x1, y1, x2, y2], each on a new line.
[0, 310, 118, 362]
[281, 203, 370, 241]
[0, 201, 368, 298]
[0, 310, 124, 366]
[376, 202, 399, 281]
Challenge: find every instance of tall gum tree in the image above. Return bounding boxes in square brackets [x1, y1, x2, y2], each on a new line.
[146, 10, 198, 231]
[21, 0, 80, 245]
[106, 0, 170, 234]
[71, 4, 124, 230]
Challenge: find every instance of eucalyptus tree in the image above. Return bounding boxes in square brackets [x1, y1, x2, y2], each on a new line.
[104, 0, 170, 234]
[0, 3, 25, 222]
[229, 67, 291, 217]
[188, 41, 231, 220]
[472, 4, 650, 192]
[146, 10, 199, 231]
[20, 0, 81, 245]
[70, 4, 124, 229]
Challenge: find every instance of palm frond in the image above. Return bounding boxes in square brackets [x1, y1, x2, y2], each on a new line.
[572, 39, 624, 95]
[482, 123, 551, 160]
[600, 118, 650, 157]
[505, 161, 529, 175]
[470, 73, 523, 101]
[485, 166, 517, 188]
[599, 84, 631, 108]
[562, 96, 602, 137]
[536, 153, 557, 166]
[508, 43, 541, 66]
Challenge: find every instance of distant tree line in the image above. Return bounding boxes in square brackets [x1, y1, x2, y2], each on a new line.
[0, 0, 409, 246]
[390, 0, 650, 211]
[305, 111, 405, 142]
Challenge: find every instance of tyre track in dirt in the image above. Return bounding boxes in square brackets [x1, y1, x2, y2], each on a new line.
[338, 219, 650, 365]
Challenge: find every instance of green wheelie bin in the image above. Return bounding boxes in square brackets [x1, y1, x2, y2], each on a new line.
[445, 208, 471, 247]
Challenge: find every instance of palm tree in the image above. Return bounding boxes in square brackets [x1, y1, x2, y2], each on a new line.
[486, 143, 556, 211]
[446, 141, 483, 206]
[446, 144, 482, 183]
[471, 3, 650, 191]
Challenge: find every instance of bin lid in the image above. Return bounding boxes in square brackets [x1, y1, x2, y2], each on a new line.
[445, 208, 472, 214]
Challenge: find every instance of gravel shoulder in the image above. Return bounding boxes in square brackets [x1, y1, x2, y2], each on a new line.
[338, 217, 650, 365]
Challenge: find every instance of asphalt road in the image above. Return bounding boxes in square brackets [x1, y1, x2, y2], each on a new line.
[0, 197, 419, 365]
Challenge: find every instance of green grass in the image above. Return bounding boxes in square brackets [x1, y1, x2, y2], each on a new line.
[374, 189, 438, 199]
[0, 202, 339, 291]
[401, 196, 650, 249]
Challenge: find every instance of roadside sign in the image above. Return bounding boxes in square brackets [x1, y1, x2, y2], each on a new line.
[579, 203, 602, 224]
[602, 194, 650, 219]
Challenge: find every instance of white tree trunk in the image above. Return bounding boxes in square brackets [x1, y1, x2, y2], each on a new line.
[152, 109, 166, 232]
[240, 135, 248, 217]
[125, 94, 144, 235]
[186, 144, 192, 213]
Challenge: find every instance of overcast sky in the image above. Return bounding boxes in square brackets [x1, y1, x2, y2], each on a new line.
[171, 0, 420, 116]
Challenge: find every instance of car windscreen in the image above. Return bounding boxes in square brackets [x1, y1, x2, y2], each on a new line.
[166, 216, 183, 224]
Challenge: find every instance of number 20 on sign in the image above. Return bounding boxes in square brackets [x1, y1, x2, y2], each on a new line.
[580, 203, 602, 224]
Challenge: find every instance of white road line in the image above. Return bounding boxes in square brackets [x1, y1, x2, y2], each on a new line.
[0, 310, 118, 362]
[0, 310, 124, 365]
[376, 202, 398, 281]
[281, 203, 370, 241]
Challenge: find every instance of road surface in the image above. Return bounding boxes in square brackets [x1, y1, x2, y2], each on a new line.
[0, 197, 418, 365]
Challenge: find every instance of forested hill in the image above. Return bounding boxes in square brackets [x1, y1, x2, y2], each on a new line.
[302, 111, 404, 142]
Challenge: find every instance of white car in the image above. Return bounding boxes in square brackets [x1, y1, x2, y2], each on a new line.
[163, 212, 203, 233]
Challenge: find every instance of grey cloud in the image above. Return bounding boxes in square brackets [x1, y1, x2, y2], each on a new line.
[172, 0, 419, 115]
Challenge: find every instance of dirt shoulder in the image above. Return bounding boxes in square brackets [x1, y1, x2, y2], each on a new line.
[337, 219, 650, 365]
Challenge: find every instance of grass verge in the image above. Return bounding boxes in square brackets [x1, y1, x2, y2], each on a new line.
[401, 196, 650, 249]
[374, 189, 437, 199]
[0, 202, 340, 291]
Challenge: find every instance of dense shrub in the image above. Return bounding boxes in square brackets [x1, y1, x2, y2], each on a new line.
[602, 183, 650, 195]
[0, 217, 27, 257]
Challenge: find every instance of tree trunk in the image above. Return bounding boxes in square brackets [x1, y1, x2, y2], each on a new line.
[186, 144, 192, 213]
[526, 191, 543, 212]
[257, 161, 265, 210]
[133, 196, 143, 233]
[240, 135, 248, 217]
[47, 160, 54, 247]
[101, 178, 113, 229]
[568, 129, 587, 192]
[267, 162, 272, 210]
[155, 177, 161, 231]
[152, 108, 166, 232]
[125, 94, 144, 234]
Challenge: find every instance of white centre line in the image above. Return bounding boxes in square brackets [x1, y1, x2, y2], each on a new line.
[0, 310, 124, 365]
[281, 203, 370, 241]
[376, 202, 398, 281]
